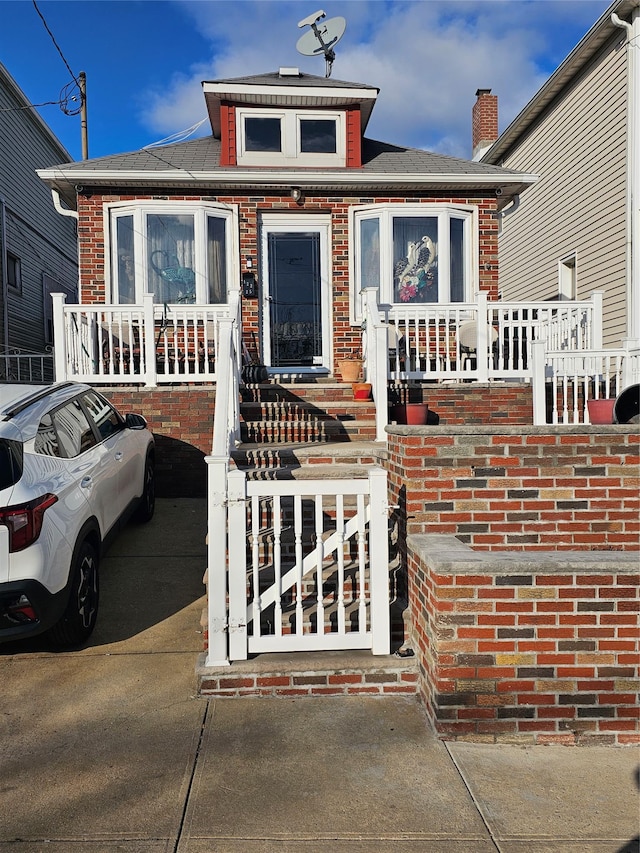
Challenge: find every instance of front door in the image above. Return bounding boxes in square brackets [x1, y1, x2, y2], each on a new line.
[260, 217, 331, 373]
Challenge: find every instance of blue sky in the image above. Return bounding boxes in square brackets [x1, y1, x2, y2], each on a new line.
[2, 0, 612, 162]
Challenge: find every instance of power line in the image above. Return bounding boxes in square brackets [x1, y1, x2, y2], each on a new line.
[31, 0, 80, 88]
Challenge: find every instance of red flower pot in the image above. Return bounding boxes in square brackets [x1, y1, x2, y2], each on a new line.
[586, 398, 615, 424]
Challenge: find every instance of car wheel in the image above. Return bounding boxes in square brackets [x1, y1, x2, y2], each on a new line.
[133, 455, 155, 523]
[48, 539, 99, 648]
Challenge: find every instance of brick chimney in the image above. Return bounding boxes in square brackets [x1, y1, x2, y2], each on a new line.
[472, 88, 498, 161]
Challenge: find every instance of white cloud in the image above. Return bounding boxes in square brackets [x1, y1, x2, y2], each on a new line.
[139, 0, 611, 158]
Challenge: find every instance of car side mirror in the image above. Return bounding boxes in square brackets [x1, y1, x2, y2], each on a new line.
[125, 413, 148, 430]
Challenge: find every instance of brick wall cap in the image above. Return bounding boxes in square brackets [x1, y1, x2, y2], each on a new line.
[407, 534, 640, 575]
[387, 424, 639, 436]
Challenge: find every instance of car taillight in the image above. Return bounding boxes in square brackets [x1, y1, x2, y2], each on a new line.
[0, 493, 58, 552]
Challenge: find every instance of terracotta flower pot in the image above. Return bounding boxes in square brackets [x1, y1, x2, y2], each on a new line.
[586, 398, 615, 424]
[391, 403, 429, 425]
[352, 382, 372, 401]
[338, 359, 363, 382]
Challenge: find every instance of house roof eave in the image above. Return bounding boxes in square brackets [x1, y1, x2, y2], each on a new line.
[37, 166, 538, 209]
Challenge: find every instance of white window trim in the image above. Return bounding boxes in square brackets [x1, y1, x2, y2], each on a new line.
[259, 211, 333, 372]
[558, 252, 578, 300]
[349, 203, 478, 323]
[104, 200, 240, 304]
[237, 108, 345, 167]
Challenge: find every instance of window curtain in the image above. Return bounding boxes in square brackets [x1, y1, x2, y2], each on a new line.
[359, 218, 380, 294]
[115, 215, 135, 304]
[449, 217, 465, 303]
[147, 214, 195, 303]
[207, 216, 227, 303]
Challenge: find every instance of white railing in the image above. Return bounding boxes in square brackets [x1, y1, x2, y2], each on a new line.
[382, 291, 603, 383]
[531, 339, 640, 424]
[0, 347, 54, 383]
[51, 293, 233, 387]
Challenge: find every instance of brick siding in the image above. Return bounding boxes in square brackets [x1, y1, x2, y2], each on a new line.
[387, 424, 640, 550]
[406, 536, 639, 745]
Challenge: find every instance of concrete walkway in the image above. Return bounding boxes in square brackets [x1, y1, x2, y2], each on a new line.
[0, 499, 638, 852]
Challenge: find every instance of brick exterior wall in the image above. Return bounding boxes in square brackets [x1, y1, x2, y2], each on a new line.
[105, 386, 216, 497]
[387, 424, 640, 550]
[406, 535, 639, 745]
[75, 190, 500, 376]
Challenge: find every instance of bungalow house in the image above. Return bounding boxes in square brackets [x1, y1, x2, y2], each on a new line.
[37, 56, 638, 744]
[478, 0, 639, 350]
[0, 62, 78, 381]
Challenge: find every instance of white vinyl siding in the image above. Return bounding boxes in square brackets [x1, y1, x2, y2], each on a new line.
[496, 32, 627, 348]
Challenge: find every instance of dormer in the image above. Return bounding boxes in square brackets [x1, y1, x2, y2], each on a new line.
[202, 68, 379, 168]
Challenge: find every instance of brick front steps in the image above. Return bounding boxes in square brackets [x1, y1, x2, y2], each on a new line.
[200, 381, 407, 696]
[196, 650, 419, 698]
[240, 381, 377, 443]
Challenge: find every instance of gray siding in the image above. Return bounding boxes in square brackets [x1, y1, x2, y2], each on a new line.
[0, 65, 78, 353]
[496, 32, 628, 348]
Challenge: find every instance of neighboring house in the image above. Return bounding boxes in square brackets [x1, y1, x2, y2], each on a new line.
[479, 0, 639, 349]
[0, 62, 78, 378]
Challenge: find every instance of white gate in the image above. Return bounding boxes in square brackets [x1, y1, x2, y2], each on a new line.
[226, 468, 390, 661]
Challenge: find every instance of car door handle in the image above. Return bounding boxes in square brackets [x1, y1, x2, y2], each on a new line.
[114, 452, 123, 462]
[80, 476, 93, 489]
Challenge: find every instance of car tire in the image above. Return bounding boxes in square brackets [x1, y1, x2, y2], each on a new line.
[47, 539, 99, 648]
[133, 454, 155, 523]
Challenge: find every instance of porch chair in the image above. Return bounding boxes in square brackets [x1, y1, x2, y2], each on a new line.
[457, 321, 499, 371]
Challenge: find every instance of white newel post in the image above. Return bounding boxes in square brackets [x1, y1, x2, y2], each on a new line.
[368, 467, 390, 655]
[590, 292, 604, 350]
[227, 469, 248, 661]
[621, 338, 640, 387]
[142, 294, 157, 388]
[531, 340, 548, 426]
[205, 456, 230, 667]
[51, 292, 67, 381]
[475, 291, 490, 382]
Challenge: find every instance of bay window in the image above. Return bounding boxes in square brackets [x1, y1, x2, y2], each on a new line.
[353, 205, 475, 319]
[108, 203, 235, 304]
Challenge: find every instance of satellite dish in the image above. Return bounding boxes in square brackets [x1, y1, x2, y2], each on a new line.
[296, 10, 346, 77]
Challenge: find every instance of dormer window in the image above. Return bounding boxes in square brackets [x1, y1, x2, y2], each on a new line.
[300, 119, 336, 153]
[245, 117, 281, 152]
[237, 108, 345, 166]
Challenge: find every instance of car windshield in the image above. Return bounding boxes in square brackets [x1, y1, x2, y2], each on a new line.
[0, 439, 23, 490]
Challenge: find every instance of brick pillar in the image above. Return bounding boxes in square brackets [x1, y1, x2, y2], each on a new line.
[472, 89, 498, 160]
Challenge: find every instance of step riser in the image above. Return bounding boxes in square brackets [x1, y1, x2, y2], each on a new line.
[197, 652, 419, 699]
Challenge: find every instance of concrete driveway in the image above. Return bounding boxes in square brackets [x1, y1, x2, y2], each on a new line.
[0, 499, 638, 852]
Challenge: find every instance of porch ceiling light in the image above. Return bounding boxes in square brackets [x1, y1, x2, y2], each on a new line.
[290, 186, 305, 205]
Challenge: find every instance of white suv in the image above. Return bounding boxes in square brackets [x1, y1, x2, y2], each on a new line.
[0, 382, 155, 648]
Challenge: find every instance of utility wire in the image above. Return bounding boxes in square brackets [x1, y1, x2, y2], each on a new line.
[32, 0, 80, 88]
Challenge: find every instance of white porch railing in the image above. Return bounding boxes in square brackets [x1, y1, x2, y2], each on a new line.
[51, 293, 234, 387]
[382, 291, 603, 383]
[531, 339, 640, 424]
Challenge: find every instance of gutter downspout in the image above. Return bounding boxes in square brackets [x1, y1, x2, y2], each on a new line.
[0, 196, 8, 352]
[494, 194, 520, 235]
[612, 6, 640, 341]
[51, 189, 79, 221]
